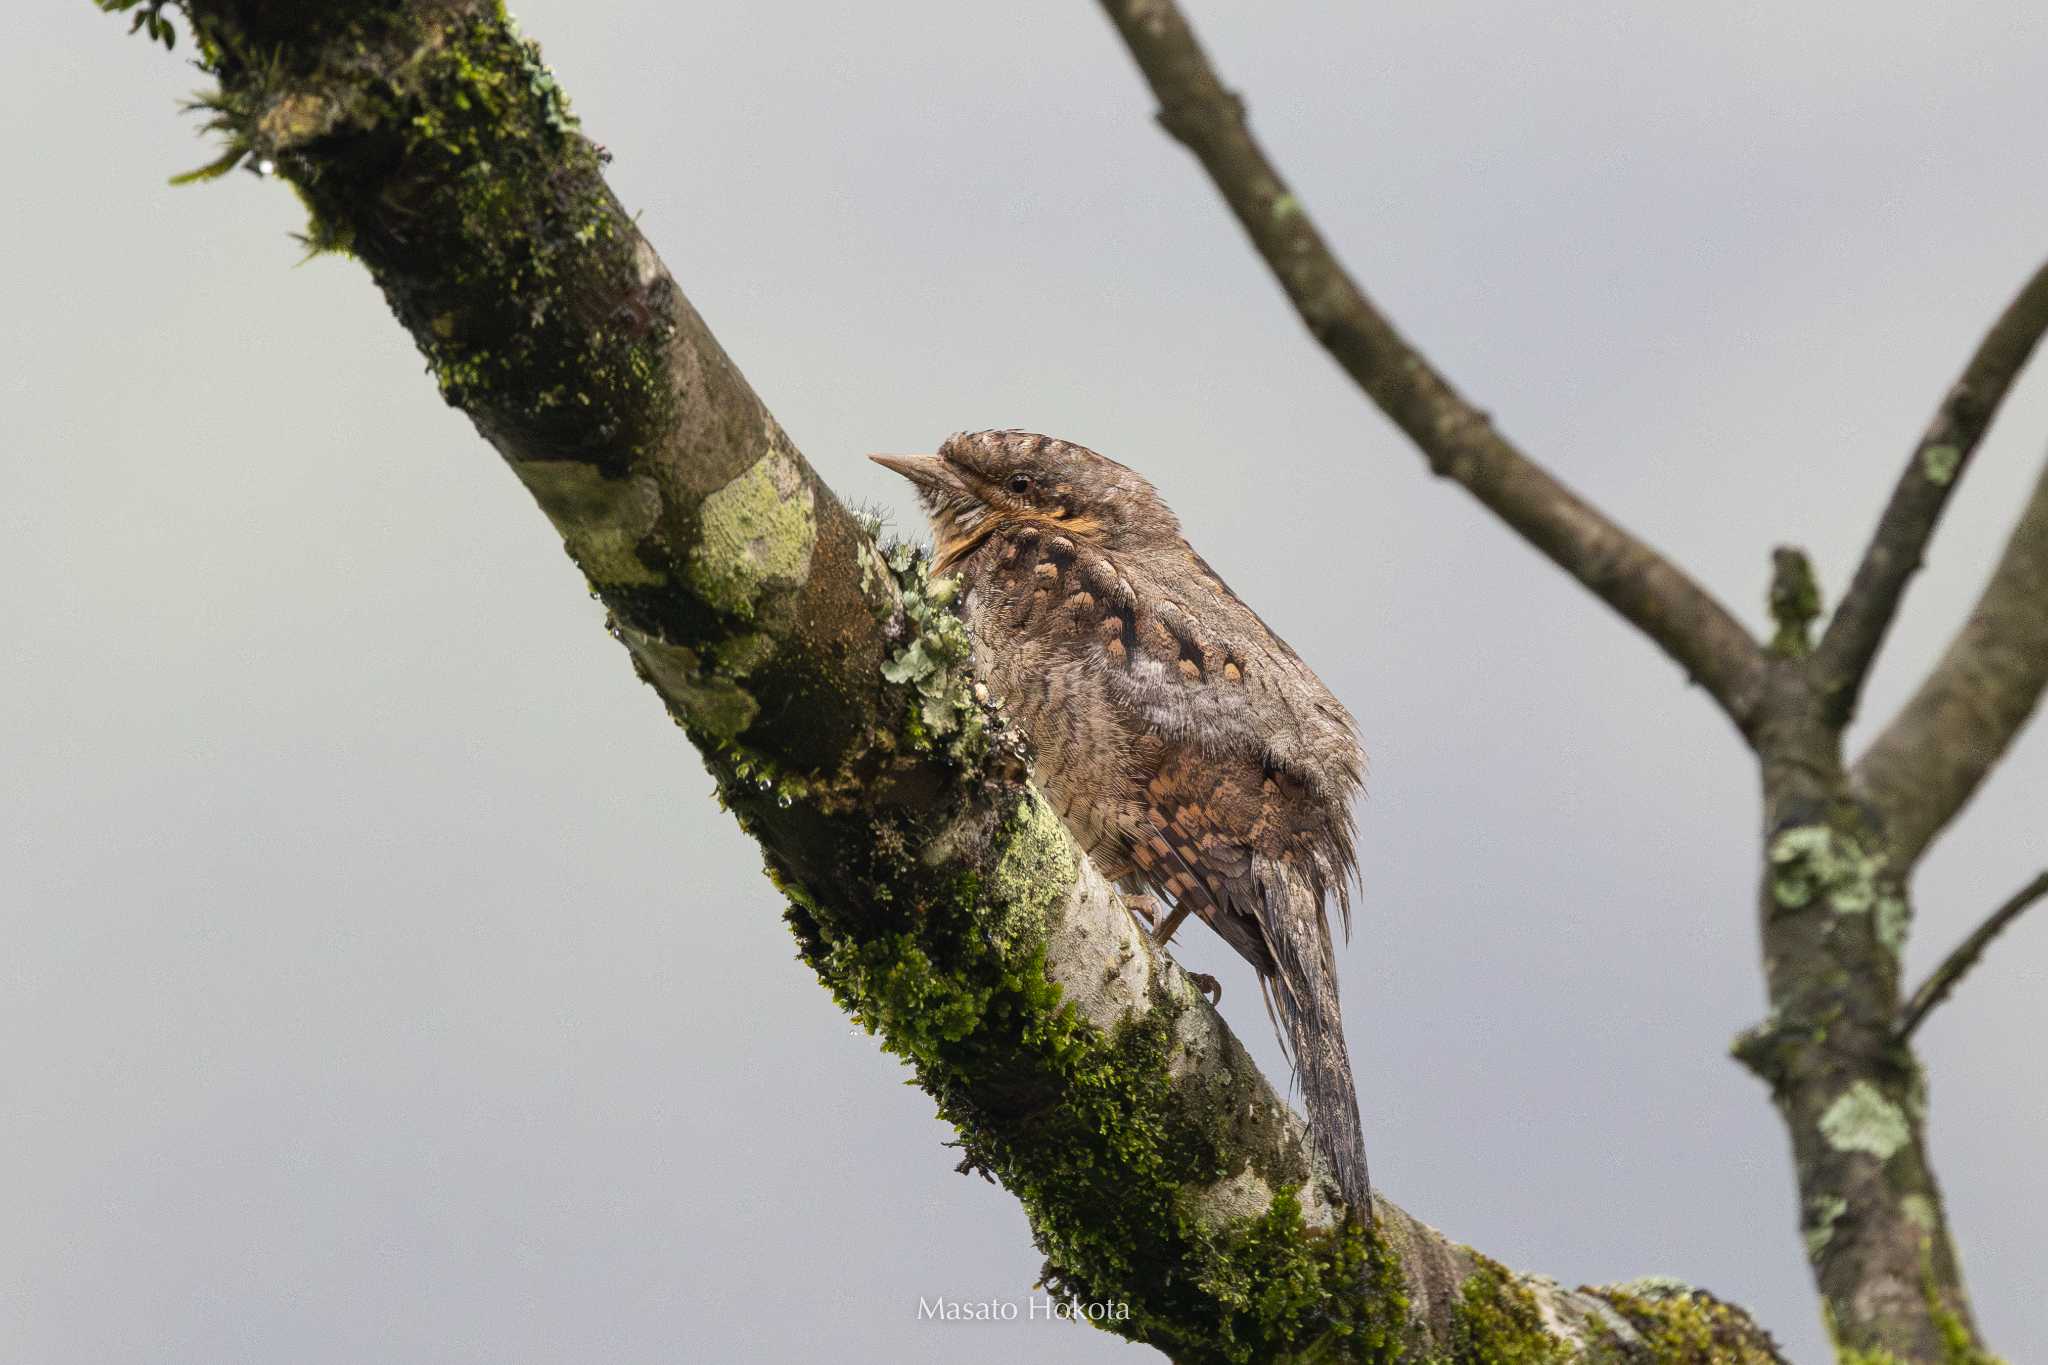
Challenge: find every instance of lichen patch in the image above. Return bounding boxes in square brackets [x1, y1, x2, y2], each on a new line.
[1768, 824, 1886, 914]
[1819, 1080, 1911, 1161]
[686, 449, 816, 616]
[1921, 442, 1962, 485]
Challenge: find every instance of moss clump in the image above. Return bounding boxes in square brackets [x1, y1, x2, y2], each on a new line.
[1913, 1243, 2005, 1365]
[1439, 1260, 1574, 1365]
[96, 0, 179, 50]
[1595, 1284, 1784, 1364]
[1173, 1191, 1405, 1363]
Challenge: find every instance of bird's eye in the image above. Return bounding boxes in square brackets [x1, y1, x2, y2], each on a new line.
[1005, 473, 1033, 496]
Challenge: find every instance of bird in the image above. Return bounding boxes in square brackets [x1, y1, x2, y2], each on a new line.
[872, 429, 1371, 1215]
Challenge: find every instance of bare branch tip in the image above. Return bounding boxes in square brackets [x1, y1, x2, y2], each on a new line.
[1899, 870, 2048, 1040]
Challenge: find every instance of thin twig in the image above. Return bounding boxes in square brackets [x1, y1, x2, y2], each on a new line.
[1095, 0, 1768, 738]
[1900, 871, 2048, 1040]
[1813, 258, 2048, 725]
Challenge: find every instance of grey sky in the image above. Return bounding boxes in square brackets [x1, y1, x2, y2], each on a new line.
[5, 4, 2044, 1362]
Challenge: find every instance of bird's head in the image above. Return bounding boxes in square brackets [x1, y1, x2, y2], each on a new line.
[870, 430, 1175, 571]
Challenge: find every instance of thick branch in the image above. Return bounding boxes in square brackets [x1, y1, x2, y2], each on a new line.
[1095, 0, 1767, 738]
[1899, 870, 2048, 1040]
[1814, 257, 2048, 726]
[1855, 450, 2048, 863]
[106, 3, 1785, 1358]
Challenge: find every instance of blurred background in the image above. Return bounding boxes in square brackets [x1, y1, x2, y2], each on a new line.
[6, 3, 2045, 1360]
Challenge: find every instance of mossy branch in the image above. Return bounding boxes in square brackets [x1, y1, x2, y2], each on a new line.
[101, 2, 1783, 1359]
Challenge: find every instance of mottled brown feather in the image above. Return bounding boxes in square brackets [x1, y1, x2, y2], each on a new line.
[881, 429, 1372, 1211]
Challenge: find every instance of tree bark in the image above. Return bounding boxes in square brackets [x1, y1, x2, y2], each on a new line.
[1735, 667, 1981, 1364]
[87, 1, 1803, 1359]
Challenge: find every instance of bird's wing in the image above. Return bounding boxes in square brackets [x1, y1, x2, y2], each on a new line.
[1126, 745, 1289, 983]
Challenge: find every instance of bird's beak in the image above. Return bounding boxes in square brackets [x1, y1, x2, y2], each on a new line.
[868, 452, 965, 496]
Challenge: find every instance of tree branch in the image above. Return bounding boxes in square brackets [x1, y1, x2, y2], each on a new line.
[1813, 257, 2048, 726]
[99, 2, 1788, 1358]
[1855, 450, 2048, 864]
[1094, 0, 1768, 738]
[1900, 871, 2048, 1040]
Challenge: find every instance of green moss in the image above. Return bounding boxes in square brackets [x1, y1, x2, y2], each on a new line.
[96, 0, 179, 51]
[1921, 443, 1962, 486]
[1815, 1221, 2003, 1365]
[1921, 1245, 2005, 1365]
[1439, 1260, 1574, 1364]
[1827, 1285, 2005, 1365]
[685, 449, 817, 617]
[1596, 1285, 1784, 1364]
[786, 769, 1405, 1361]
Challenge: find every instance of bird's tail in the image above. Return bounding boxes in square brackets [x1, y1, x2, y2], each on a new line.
[1261, 858, 1371, 1218]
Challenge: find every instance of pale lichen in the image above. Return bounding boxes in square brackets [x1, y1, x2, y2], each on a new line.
[1921, 443, 1962, 486]
[983, 789, 1079, 955]
[1609, 1275, 1696, 1301]
[1875, 891, 1910, 958]
[1768, 825, 1885, 914]
[686, 449, 816, 617]
[879, 542, 985, 759]
[1819, 1080, 1910, 1161]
